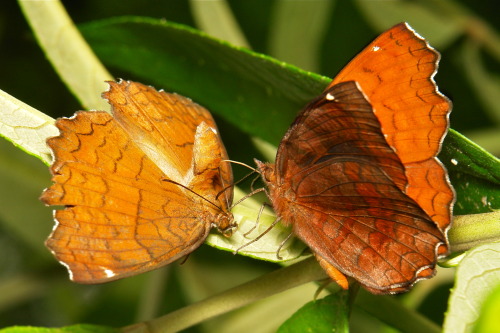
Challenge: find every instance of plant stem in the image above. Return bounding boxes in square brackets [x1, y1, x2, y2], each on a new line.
[355, 289, 441, 333]
[122, 257, 327, 333]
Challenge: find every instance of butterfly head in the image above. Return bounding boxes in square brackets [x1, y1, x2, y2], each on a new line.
[215, 211, 237, 237]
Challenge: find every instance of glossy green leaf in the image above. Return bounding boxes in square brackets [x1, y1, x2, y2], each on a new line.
[4, 1, 499, 332]
[79, 16, 330, 147]
[440, 130, 500, 214]
[277, 292, 349, 333]
[208, 203, 307, 262]
[441, 130, 500, 184]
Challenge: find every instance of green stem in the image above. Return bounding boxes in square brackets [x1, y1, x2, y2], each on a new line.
[135, 267, 171, 322]
[448, 211, 500, 253]
[355, 289, 441, 333]
[122, 257, 327, 333]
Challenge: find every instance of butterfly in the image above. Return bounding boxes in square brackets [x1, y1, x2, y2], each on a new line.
[256, 22, 455, 294]
[41, 80, 234, 283]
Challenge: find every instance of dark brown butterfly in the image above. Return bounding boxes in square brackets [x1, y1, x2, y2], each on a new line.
[256, 23, 454, 294]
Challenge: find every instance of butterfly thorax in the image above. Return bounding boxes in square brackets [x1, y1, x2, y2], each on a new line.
[255, 160, 295, 227]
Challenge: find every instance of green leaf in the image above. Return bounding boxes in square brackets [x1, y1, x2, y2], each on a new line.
[473, 283, 500, 333]
[440, 130, 500, 214]
[79, 16, 330, 146]
[18, 0, 112, 110]
[208, 202, 307, 262]
[443, 242, 500, 333]
[277, 292, 349, 333]
[0, 88, 58, 165]
[442, 130, 500, 184]
[0, 324, 117, 333]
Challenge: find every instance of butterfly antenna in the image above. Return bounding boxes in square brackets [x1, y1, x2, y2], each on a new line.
[215, 160, 259, 201]
[162, 178, 222, 212]
[229, 187, 266, 210]
[217, 164, 231, 209]
[223, 159, 257, 172]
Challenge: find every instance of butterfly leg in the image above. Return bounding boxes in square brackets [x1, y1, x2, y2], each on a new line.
[242, 201, 271, 237]
[276, 231, 293, 260]
[233, 215, 281, 255]
[314, 254, 349, 290]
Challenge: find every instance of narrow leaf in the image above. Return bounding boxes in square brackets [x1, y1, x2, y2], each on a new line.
[0, 89, 57, 165]
[79, 16, 330, 146]
[19, 0, 113, 110]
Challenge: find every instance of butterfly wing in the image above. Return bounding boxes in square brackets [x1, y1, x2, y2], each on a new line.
[269, 81, 447, 293]
[41, 81, 232, 283]
[104, 81, 233, 206]
[330, 23, 454, 233]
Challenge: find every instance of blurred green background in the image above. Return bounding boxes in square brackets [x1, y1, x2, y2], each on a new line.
[0, 1, 499, 332]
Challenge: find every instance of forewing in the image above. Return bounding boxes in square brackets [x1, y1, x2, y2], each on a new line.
[103, 81, 232, 203]
[275, 82, 446, 293]
[41, 111, 214, 283]
[330, 22, 453, 233]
